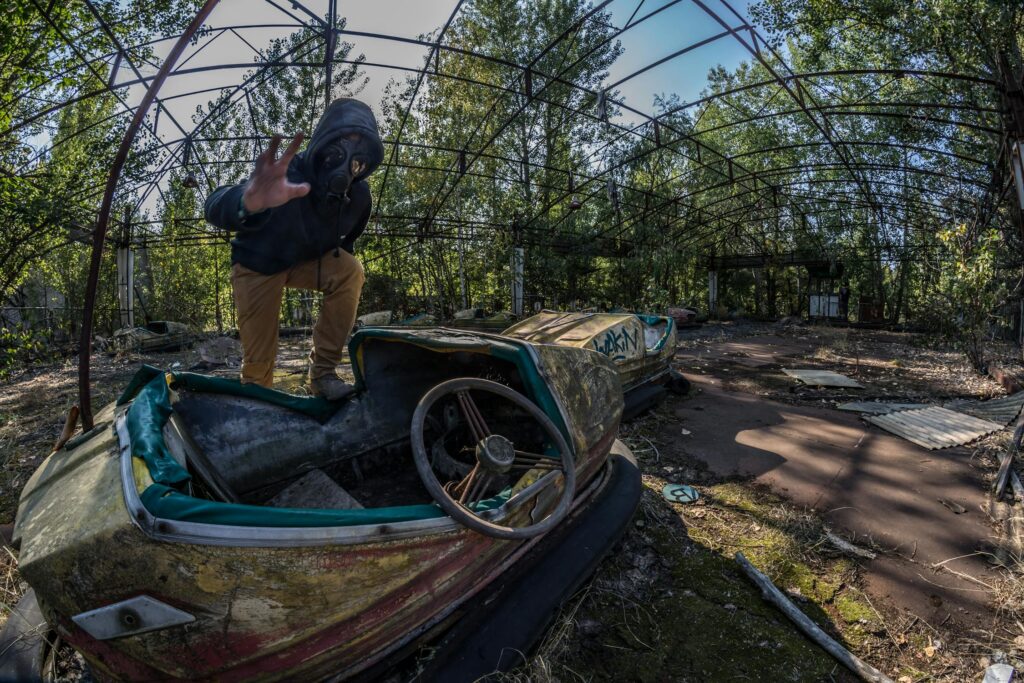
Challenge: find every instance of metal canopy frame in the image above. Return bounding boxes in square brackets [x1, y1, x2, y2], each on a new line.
[2, 0, 1017, 427]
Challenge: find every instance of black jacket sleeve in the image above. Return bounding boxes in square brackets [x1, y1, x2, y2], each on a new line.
[339, 187, 372, 254]
[204, 184, 271, 232]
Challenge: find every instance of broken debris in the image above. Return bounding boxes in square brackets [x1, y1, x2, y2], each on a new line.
[945, 391, 1024, 428]
[825, 529, 877, 560]
[983, 663, 1015, 683]
[836, 401, 929, 415]
[783, 368, 864, 389]
[196, 336, 242, 368]
[938, 498, 967, 514]
[866, 406, 1003, 450]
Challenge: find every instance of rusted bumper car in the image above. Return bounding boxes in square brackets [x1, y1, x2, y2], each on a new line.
[103, 320, 194, 354]
[353, 309, 394, 329]
[449, 309, 517, 332]
[667, 305, 701, 328]
[503, 310, 689, 419]
[5, 327, 641, 681]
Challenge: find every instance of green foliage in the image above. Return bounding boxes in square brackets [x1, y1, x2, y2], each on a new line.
[3, 0, 1021, 372]
[0, 325, 55, 380]
[143, 173, 232, 330]
[921, 225, 1009, 372]
[1, 1, 205, 330]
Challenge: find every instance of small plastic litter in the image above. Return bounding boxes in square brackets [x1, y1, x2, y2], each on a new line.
[938, 498, 966, 514]
[825, 529, 876, 559]
[662, 483, 699, 504]
[983, 663, 1015, 683]
[680, 428, 692, 436]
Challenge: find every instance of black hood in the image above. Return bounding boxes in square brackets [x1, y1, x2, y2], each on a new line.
[301, 98, 385, 183]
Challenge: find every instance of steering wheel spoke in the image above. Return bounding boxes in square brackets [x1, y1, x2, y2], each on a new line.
[464, 472, 492, 507]
[455, 464, 480, 504]
[411, 377, 576, 540]
[510, 451, 560, 471]
[455, 389, 491, 442]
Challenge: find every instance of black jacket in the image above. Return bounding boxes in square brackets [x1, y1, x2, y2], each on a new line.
[204, 99, 385, 275]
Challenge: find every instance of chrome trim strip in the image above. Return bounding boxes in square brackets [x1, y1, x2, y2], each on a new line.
[72, 595, 195, 640]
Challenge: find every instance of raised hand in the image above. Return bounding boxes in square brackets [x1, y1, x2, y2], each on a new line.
[241, 134, 311, 213]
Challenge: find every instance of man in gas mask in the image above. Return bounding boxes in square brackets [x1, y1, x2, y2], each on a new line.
[205, 98, 384, 399]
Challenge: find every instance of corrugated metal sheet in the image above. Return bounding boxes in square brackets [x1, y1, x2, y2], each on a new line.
[944, 391, 1024, 427]
[837, 401, 930, 414]
[783, 369, 864, 388]
[866, 406, 1003, 450]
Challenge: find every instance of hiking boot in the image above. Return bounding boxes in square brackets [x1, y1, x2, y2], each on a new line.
[309, 373, 356, 401]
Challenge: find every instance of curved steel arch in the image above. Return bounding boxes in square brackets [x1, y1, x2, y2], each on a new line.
[3, 0, 1012, 426]
[525, 128, 990, 248]
[76, 0, 222, 428]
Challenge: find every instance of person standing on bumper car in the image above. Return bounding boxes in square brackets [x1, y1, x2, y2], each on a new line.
[204, 99, 384, 400]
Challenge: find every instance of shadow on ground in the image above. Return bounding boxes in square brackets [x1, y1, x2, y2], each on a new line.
[676, 370, 994, 630]
[536, 487, 859, 683]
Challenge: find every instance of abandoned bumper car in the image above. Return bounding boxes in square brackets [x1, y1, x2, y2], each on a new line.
[504, 310, 689, 419]
[7, 327, 641, 681]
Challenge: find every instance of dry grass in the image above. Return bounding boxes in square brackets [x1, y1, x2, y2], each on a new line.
[0, 546, 24, 622]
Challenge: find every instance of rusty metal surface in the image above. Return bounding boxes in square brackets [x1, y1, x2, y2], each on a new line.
[505, 311, 676, 392]
[533, 344, 622, 454]
[865, 406, 1003, 450]
[17, 419, 614, 681]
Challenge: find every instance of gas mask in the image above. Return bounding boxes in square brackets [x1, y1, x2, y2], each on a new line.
[312, 132, 373, 208]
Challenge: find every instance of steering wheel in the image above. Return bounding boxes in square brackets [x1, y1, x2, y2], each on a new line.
[410, 377, 576, 539]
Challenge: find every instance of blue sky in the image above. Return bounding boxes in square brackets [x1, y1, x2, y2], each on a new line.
[605, 0, 757, 119]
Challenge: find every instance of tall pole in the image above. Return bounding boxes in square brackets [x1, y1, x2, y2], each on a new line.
[115, 207, 134, 329]
[324, 0, 335, 104]
[511, 219, 524, 317]
[457, 222, 467, 309]
[77, 0, 221, 429]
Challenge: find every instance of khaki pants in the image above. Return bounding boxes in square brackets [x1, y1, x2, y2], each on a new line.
[231, 250, 365, 387]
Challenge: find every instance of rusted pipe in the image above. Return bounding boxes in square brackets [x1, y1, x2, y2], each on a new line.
[52, 405, 80, 452]
[78, 0, 221, 429]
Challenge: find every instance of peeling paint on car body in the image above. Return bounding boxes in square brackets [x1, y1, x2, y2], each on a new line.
[503, 310, 677, 393]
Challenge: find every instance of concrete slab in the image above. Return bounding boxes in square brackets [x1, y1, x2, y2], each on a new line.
[675, 374, 995, 628]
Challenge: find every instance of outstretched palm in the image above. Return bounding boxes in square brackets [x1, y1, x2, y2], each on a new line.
[242, 134, 311, 213]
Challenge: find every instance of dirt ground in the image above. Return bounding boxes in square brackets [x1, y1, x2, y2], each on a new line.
[508, 322, 1024, 683]
[2, 322, 1023, 682]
